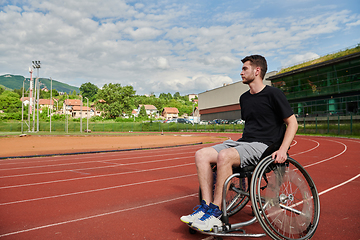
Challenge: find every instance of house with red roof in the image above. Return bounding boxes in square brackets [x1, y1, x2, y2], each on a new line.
[162, 107, 179, 120]
[137, 104, 158, 117]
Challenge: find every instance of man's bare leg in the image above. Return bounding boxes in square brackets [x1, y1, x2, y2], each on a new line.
[195, 147, 219, 204]
[213, 148, 241, 208]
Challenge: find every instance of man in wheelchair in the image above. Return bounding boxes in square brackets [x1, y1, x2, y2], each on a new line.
[181, 55, 298, 232]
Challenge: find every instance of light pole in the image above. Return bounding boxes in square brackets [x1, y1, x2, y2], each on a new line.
[65, 95, 68, 133]
[50, 77, 52, 133]
[192, 103, 195, 125]
[84, 97, 89, 133]
[80, 95, 83, 133]
[28, 67, 33, 132]
[21, 77, 26, 134]
[32, 61, 40, 132]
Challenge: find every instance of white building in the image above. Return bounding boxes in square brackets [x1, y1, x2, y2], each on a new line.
[198, 72, 276, 121]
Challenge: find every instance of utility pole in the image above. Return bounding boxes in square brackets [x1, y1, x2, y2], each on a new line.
[28, 67, 33, 132]
[50, 77, 52, 133]
[32, 61, 41, 132]
[21, 77, 26, 134]
[80, 95, 83, 133]
[66, 95, 68, 133]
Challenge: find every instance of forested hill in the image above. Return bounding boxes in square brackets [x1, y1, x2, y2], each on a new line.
[0, 74, 79, 94]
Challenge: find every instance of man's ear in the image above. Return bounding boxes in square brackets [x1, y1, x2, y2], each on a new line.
[254, 67, 261, 77]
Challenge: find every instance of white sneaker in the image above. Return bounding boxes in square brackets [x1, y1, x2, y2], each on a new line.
[180, 200, 208, 225]
[191, 203, 223, 232]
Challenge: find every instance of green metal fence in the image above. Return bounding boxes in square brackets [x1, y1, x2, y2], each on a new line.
[1, 116, 360, 136]
[297, 115, 360, 135]
[0, 121, 245, 133]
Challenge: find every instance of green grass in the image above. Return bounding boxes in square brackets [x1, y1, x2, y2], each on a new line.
[1, 120, 359, 137]
[278, 44, 360, 74]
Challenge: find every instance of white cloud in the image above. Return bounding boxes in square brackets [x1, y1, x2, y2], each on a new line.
[281, 52, 320, 68]
[0, 0, 359, 95]
[346, 19, 360, 27]
[124, 27, 163, 40]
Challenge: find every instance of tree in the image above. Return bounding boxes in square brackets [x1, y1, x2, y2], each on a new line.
[80, 82, 99, 102]
[97, 83, 136, 118]
[138, 105, 148, 118]
[0, 90, 21, 113]
[159, 93, 172, 100]
[173, 92, 181, 99]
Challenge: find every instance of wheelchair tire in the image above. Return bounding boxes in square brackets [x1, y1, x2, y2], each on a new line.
[250, 156, 320, 240]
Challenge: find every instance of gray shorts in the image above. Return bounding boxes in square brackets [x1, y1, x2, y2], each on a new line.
[212, 140, 268, 168]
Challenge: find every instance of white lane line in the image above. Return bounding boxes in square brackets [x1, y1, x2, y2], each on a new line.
[318, 174, 360, 196]
[0, 144, 200, 165]
[0, 138, 346, 189]
[0, 162, 194, 190]
[0, 193, 198, 238]
[0, 155, 193, 179]
[291, 138, 320, 156]
[0, 151, 196, 171]
[303, 139, 347, 168]
[0, 172, 197, 206]
[2, 173, 359, 238]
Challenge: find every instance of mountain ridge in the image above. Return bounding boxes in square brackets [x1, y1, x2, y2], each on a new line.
[0, 74, 80, 94]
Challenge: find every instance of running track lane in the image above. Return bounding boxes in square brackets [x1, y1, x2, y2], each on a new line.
[0, 136, 359, 239]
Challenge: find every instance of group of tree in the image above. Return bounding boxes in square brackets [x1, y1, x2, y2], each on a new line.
[0, 82, 197, 121]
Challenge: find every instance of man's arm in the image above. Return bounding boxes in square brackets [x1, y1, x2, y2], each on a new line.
[272, 114, 298, 163]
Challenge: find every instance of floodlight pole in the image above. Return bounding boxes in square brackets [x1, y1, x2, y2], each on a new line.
[28, 67, 33, 132]
[32, 61, 41, 132]
[32, 77, 36, 132]
[50, 77, 52, 133]
[36, 77, 40, 132]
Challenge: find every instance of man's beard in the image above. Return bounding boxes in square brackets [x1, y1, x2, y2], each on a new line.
[242, 75, 255, 85]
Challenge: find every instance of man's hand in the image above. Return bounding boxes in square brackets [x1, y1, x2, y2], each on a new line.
[272, 148, 288, 163]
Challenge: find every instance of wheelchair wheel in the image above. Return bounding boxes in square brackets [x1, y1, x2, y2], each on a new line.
[250, 156, 320, 240]
[199, 170, 249, 217]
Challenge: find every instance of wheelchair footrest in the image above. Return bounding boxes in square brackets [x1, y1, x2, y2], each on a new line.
[188, 224, 266, 238]
[198, 231, 266, 238]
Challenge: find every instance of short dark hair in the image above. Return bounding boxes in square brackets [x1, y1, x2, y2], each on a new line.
[241, 55, 267, 79]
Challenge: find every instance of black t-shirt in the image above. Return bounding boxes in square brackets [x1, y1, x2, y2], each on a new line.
[238, 85, 294, 146]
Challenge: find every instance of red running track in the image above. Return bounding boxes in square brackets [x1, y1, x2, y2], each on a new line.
[0, 134, 359, 240]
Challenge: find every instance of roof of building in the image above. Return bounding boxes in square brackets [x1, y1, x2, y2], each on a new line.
[273, 48, 360, 78]
[72, 106, 91, 111]
[21, 97, 54, 105]
[38, 99, 54, 105]
[64, 99, 82, 106]
[162, 107, 179, 114]
[139, 104, 157, 110]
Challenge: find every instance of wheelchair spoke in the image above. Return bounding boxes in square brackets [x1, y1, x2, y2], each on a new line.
[251, 157, 319, 240]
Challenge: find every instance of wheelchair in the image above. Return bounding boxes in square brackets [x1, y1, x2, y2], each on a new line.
[192, 139, 321, 240]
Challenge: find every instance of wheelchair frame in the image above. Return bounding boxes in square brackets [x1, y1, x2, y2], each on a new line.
[190, 155, 321, 240]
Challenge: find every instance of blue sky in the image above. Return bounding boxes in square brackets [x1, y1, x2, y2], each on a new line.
[0, 0, 359, 95]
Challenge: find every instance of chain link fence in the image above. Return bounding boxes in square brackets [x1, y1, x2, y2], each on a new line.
[1, 116, 360, 136]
